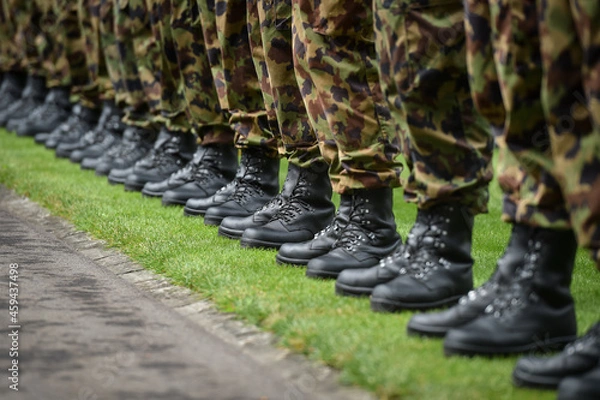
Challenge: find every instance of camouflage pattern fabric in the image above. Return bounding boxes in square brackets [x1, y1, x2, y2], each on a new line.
[113, 0, 156, 127]
[465, 0, 571, 224]
[37, 0, 90, 91]
[208, 0, 278, 155]
[148, 0, 192, 132]
[169, 0, 235, 144]
[0, 0, 22, 73]
[292, 0, 403, 193]
[78, 0, 116, 105]
[99, 0, 136, 110]
[375, 0, 493, 215]
[537, 0, 600, 266]
[247, 0, 323, 168]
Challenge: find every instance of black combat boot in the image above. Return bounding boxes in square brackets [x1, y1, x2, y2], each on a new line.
[444, 227, 579, 356]
[275, 196, 352, 266]
[0, 74, 47, 127]
[512, 322, 600, 389]
[335, 203, 475, 298]
[406, 223, 530, 336]
[557, 363, 600, 400]
[53, 104, 102, 155]
[305, 188, 401, 279]
[237, 162, 335, 249]
[148, 144, 238, 205]
[217, 163, 308, 240]
[71, 100, 125, 165]
[368, 204, 475, 312]
[119, 127, 197, 191]
[0, 71, 26, 114]
[15, 86, 72, 137]
[94, 125, 157, 176]
[202, 147, 280, 226]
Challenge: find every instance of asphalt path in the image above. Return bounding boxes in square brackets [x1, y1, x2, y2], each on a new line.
[0, 194, 371, 400]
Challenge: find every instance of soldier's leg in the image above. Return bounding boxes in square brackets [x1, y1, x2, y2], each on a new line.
[65, 0, 123, 163]
[0, 1, 45, 126]
[143, 0, 239, 205]
[539, 0, 600, 268]
[185, 0, 281, 227]
[52, 0, 106, 156]
[218, 0, 335, 249]
[291, 0, 402, 280]
[18, 0, 93, 138]
[511, 1, 600, 391]
[93, 0, 159, 178]
[441, 0, 578, 357]
[119, 0, 198, 193]
[0, 0, 27, 113]
[347, 0, 494, 310]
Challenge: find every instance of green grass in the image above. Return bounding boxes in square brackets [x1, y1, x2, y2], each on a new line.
[1, 129, 598, 399]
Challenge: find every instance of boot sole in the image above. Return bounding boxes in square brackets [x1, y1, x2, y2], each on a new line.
[370, 294, 463, 313]
[240, 237, 282, 250]
[183, 206, 205, 217]
[305, 269, 339, 280]
[334, 282, 372, 297]
[512, 369, 563, 390]
[141, 189, 164, 198]
[124, 182, 145, 192]
[204, 215, 224, 226]
[443, 335, 576, 357]
[161, 198, 187, 207]
[218, 226, 244, 240]
[274, 254, 309, 266]
[107, 176, 127, 185]
[405, 321, 451, 338]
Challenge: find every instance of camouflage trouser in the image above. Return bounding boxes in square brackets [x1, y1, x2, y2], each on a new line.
[0, 1, 45, 76]
[537, 0, 600, 266]
[292, 0, 403, 193]
[35, 0, 90, 91]
[169, 0, 235, 145]
[0, 0, 20, 72]
[149, 0, 193, 133]
[77, 0, 115, 107]
[199, 0, 277, 154]
[99, 0, 137, 110]
[113, 0, 156, 127]
[246, 0, 323, 168]
[465, 0, 570, 225]
[375, 0, 493, 214]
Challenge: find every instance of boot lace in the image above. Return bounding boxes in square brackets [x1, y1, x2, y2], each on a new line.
[384, 209, 454, 280]
[483, 240, 541, 319]
[272, 175, 312, 224]
[311, 210, 347, 240]
[333, 196, 377, 251]
[228, 152, 266, 204]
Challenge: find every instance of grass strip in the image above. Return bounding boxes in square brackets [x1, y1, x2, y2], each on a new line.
[1, 129, 598, 399]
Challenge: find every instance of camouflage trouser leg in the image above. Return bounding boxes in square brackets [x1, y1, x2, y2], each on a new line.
[152, 0, 191, 132]
[40, 0, 89, 91]
[78, 0, 115, 105]
[292, 0, 402, 193]
[113, 0, 153, 127]
[212, 0, 277, 154]
[247, 0, 323, 168]
[100, 0, 131, 108]
[0, 0, 20, 72]
[375, 0, 493, 214]
[538, 0, 600, 266]
[170, 0, 235, 145]
[465, 0, 570, 223]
